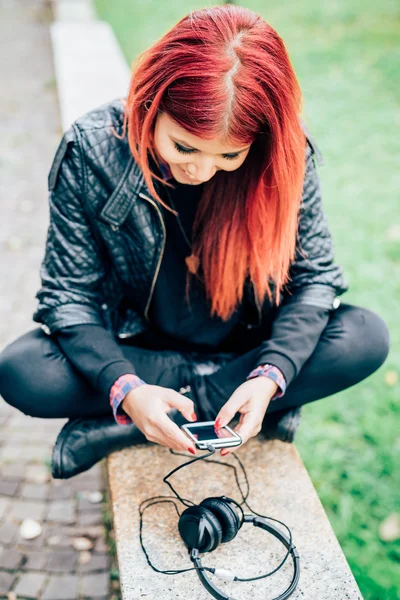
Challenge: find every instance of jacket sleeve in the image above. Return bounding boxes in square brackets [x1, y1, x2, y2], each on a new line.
[55, 324, 141, 395]
[253, 136, 350, 387]
[281, 138, 350, 309]
[33, 125, 107, 333]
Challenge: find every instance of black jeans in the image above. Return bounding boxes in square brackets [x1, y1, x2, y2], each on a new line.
[0, 303, 390, 422]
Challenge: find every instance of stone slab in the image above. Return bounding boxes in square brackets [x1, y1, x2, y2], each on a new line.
[13, 571, 47, 598]
[42, 574, 79, 600]
[50, 21, 130, 132]
[53, 0, 96, 22]
[108, 439, 363, 599]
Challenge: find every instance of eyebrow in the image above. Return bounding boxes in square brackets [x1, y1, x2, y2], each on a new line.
[171, 136, 251, 155]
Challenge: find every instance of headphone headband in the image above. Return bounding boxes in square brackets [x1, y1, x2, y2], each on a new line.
[189, 515, 300, 600]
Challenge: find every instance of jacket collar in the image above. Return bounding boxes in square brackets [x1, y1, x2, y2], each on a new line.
[99, 153, 172, 227]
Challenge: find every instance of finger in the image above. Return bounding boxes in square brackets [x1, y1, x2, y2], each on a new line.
[233, 413, 259, 445]
[156, 412, 197, 452]
[215, 391, 248, 428]
[166, 389, 196, 421]
[220, 413, 259, 457]
[220, 422, 243, 456]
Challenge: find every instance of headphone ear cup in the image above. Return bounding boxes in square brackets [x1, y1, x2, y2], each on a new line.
[200, 498, 239, 543]
[178, 505, 223, 553]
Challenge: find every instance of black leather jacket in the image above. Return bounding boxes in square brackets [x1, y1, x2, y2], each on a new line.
[33, 98, 349, 339]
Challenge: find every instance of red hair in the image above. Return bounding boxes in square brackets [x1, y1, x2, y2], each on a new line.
[116, 5, 306, 321]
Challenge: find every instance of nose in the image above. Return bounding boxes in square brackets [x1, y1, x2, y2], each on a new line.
[187, 156, 217, 182]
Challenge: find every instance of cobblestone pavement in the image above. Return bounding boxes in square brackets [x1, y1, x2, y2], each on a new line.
[0, 2, 112, 598]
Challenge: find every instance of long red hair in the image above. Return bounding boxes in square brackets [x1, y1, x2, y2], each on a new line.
[116, 5, 306, 321]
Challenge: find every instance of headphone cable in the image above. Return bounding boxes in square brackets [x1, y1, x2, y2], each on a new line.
[138, 444, 294, 580]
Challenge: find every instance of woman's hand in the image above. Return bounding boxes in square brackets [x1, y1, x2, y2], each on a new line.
[214, 377, 278, 456]
[121, 384, 198, 453]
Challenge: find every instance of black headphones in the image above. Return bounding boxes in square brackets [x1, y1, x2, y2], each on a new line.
[139, 444, 300, 600]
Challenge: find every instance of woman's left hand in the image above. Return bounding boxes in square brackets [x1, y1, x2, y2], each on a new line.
[214, 377, 279, 456]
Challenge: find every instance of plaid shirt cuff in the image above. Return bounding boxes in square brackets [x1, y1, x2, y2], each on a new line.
[110, 374, 147, 425]
[246, 363, 286, 401]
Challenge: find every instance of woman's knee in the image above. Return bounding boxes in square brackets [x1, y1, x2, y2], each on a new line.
[0, 329, 69, 417]
[339, 304, 390, 380]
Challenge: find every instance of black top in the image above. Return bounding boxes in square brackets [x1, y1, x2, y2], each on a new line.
[145, 179, 244, 352]
[55, 173, 331, 396]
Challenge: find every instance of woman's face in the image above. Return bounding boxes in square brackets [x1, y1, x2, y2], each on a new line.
[153, 111, 251, 185]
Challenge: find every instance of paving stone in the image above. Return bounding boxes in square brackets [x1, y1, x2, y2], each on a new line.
[45, 525, 73, 549]
[0, 547, 25, 570]
[14, 571, 47, 598]
[0, 443, 27, 461]
[47, 501, 75, 524]
[71, 478, 104, 493]
[0, 498, 11, 520]
[79, 552, 110, 573]
[70, 465, 104, 491]
[93, 536, 107, 553]
[77, 511, 103, 527]
[20, 483, 49, 500]
[23, 444, 52, 463]
[22, 550, 49, 571]
[46, 550, 77, 573]
[81, 572, 110, 598]
[7, 414, 34, 430]
[0, 570, 16, 594]
[9, 499, 46, 522]
[25, 464, 51, 484]
[42, 574, 78, 600]
[0, 403, 14, 417]
[77, 496, 104, 513]
[2, 430, 33, 443]
[0, 480, 19, 497]
[18, 523, 48, 548]
[48, 483, 74, 501]
[0, 463, 26, 479]
[0, 521, 18, 545]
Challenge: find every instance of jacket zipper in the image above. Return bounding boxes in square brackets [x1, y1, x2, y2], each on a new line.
[138, 192, 166, 321]
[138, 192, 262, 328]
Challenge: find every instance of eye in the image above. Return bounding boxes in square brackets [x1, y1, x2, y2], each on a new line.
[174, 142, 239, 161]
[174, 142, 195, 155]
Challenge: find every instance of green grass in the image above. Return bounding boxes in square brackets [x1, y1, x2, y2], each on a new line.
[94, 1, 400, 597]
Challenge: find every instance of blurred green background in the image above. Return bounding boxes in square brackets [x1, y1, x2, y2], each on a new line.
[94, 1, 400, 598]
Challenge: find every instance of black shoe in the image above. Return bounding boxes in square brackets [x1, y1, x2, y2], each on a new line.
[51, 408, 190, 480]
[260, 406, 302, 443]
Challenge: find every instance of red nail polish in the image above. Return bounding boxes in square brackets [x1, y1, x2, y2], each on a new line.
[215, 418, 221, 429]
[191, 412, 197, 421]
[220, 449, 229, 456]
[188, 447, 196, 454]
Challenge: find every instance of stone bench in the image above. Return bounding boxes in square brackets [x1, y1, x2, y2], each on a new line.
[107, 439, 363, 599]
[50, 1, 363, 598]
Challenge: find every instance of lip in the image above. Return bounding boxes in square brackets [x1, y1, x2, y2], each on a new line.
[179, 165, 201, 183]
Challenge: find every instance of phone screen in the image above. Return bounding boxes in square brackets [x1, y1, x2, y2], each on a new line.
[184, 424, 235, 442]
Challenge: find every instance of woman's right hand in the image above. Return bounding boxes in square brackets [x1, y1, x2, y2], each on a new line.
[121, 384, 198, 453]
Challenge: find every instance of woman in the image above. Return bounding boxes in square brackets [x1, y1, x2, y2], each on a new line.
[0, 5, 390, 480]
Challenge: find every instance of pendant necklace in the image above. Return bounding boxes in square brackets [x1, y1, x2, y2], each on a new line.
[163, 184, 200, 276]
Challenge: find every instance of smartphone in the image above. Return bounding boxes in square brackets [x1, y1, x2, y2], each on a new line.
[181, 421, 242, 451]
